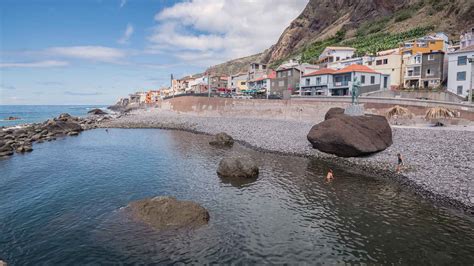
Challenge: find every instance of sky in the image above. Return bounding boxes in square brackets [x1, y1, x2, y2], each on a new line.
[0, 0, 308, 105]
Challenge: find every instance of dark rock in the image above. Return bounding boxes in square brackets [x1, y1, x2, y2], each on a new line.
[324, 107, 345, 120]
[88, 108, 108, 115]
[67, 131, 79, 136]
[209, 132, 234, 147]
[0, 150, 13, 157]
[4, 135, 14, 140]
[127, 196, 209, 231]
[43, 119, 83, 135]
[16, 145, 32, 153]
[217, 156, 259, 179]
[0, 144, 13, 153]
[57, 113, 72, 121]
[13, 129, 27, 136]
[5, 116, 20, 121]
[307, 113, 392, 157]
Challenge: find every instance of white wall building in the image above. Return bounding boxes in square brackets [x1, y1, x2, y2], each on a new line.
[460, 27, 474, 49]
[447, 45, 474, 97]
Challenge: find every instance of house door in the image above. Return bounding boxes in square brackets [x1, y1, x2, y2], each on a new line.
[423, 81, 429, 88]
[383, 77, 388, 89]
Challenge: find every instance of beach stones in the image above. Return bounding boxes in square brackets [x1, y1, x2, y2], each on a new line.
[217, 156, 259, 179]
[307, 112, 392, 157]
[127, 196, 209, 231]
[209, 132, 234, 147]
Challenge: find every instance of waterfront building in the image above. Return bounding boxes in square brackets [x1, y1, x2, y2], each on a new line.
[300, 65, 389, 96]
[363, 48, 403, 88]
[271, 65, 302, 96]
[230, 73, 248, 92]
[145, 90, 161, 103]
[400, 32, 448, 56]
[460, 27, 474, 49]
[403, 51, 446, 89]
[247, 63, 267, 81]
[447, 45, 474, 97]
[189, 75, 208, 93]
[209, 74, 229, 93]
[247, 71, 276, 94]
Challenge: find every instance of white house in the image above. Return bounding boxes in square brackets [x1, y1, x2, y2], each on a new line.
[317, 47, 356, 67]
[460, 27, 474, 49]
[447, 45, 474, 97]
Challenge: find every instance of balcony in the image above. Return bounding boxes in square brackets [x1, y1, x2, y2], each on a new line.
[333, 81, 349, 87]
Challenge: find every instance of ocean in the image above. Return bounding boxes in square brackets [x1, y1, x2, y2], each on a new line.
[0, 105, 107, 127]
[1, 129, 473, 264]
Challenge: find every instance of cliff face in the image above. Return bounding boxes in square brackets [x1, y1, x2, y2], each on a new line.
[210, 0, 474, 74]
[263, 0, 474, 63]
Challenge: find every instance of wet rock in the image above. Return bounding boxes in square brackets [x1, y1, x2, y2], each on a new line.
[307, 113, 392, 157]
[0, 144, 13, 153]
[209, 132, 234, 147]
[127, 196, 209, 231]
[43, 119, 83, 135]
[0, 150, 13, 157]
[5, 116, 20, 120]
[217, 156, 259, 179]
[16, 145, 33, 153]
[57, 113, 73, 121]
[324, 107, 345, 120]
[88, 108, 108, 115]
[3, 135, 14, 140]
[67, 131, 79, 136]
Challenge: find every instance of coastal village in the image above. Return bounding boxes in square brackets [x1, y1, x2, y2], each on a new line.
[120, 27, 474, 105]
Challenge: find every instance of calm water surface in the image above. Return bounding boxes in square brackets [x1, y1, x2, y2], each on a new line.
[0, 129, 473, 264]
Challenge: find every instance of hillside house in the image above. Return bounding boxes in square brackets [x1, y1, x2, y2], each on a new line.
[447, 45, 474, 97]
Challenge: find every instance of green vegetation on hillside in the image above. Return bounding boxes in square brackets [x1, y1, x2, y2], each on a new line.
[300, 26, 434, 63]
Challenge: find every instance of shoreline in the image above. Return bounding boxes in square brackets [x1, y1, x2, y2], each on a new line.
[100, 108, 474, 214]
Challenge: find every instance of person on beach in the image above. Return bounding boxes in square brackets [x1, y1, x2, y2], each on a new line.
[326, 169, 334, 182]
[396, 153, 404, 173]
[105, 129, 109, 133]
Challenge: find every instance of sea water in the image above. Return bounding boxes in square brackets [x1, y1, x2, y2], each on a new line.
[0, 129, 473, 264]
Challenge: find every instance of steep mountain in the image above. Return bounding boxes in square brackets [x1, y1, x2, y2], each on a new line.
[207, 0, 474, 74]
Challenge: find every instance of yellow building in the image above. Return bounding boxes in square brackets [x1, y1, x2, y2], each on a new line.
[400, 32, 448, 56]
[364, 48, 403, 88]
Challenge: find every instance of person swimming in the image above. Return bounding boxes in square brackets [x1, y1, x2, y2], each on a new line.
[326, 169, 334, 182]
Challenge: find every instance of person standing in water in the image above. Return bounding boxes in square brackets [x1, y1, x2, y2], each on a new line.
[396, 153, 404, 173]
[326, 169, 334, 182]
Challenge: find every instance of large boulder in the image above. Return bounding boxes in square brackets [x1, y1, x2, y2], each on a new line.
[307, 112, 392, 157]
[43, 119, 83, 135]
[324, 107, 345, 120]
[217, 156, 259, 179]
[88, 108, 108, 115]
[209, 132, 234, 147]
[127, 196, 209, 231]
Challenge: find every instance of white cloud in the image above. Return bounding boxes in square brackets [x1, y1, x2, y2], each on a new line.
[148, 0, 308, 65]
[119, 0, 127, 8]
[0, 60, 69, 68]
[47, 46, 126, 62]
[118, 23, 134, 44]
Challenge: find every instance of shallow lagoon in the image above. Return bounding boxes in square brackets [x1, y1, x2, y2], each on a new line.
[1, 129, 473, 264]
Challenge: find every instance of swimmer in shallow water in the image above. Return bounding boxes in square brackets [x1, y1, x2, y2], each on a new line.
[326, 169, 334, 182]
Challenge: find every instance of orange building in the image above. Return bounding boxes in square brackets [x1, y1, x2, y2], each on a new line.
[145, 90, 161, 103]
[400, 32, 448, 56]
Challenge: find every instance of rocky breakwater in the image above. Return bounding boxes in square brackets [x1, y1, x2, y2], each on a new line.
[0, 113, 104, 158]
[307, 108, 393, 157]
[209, 132, 234, 147]
[126, 196, 210, 232]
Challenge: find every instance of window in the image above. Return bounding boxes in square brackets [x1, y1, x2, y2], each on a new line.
[426, 68, 432, 76]
[457, 86, 463, 95]
[458, 56, 467, 66]
[262, 65, 266, 70]
[336, 56, 340, 61]
[368, 61, 373, 66]
[287, 70, 292, 76]
[428, 54, 434, 60]
[361, 75, 366, 84]
[278, 81, 284, 87]
[383, 76, 388, 88]
[383, 59, 388, 64]
[376, 60, 383, 65]
[457, 71, 466, 81]
[370, 76, 375, 84]
[316, 77, 321, 84]
[305, 78, 310, 86]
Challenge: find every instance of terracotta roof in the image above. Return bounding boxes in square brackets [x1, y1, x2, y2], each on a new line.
[303, 68, 337, 77]
[335, 64, 379, 74]
[267, 71, 276, 79]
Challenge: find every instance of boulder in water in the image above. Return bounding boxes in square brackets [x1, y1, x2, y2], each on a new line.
[5, 116, 20, 121]
[88, 108, 108, 115]
[217, 156, 259, 179]
[127, 196, 209, 231]
[209, 132, 234, 147]
[307, 111, 392, 157]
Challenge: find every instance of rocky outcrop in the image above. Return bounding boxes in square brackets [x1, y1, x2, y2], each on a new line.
[127, 196, 209, 231]
[88, 108, 108, 115]
[307, 112, 392, 157]
[0, 113, 103, 158]
[217, 156, 259, 179]
[209, 132, 234, 147]
[5, 116, 20, 121]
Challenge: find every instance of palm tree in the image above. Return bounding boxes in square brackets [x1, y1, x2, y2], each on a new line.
[425, 107, 458, 120]
[386, 105, 413, 119]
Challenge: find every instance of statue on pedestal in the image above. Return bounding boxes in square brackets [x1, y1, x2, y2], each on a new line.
[351, 76, 361, 105]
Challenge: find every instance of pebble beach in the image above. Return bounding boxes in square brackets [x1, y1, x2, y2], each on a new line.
[101, 108, 474, 213]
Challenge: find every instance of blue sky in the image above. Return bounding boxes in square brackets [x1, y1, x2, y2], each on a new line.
[0, 0, 307, 105]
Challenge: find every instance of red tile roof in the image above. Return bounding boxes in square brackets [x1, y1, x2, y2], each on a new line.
[303, 68, 337, 77]
[335, 64, 379, 74]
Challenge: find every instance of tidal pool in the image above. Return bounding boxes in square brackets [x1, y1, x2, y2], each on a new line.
[0, 129, 473, 264]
